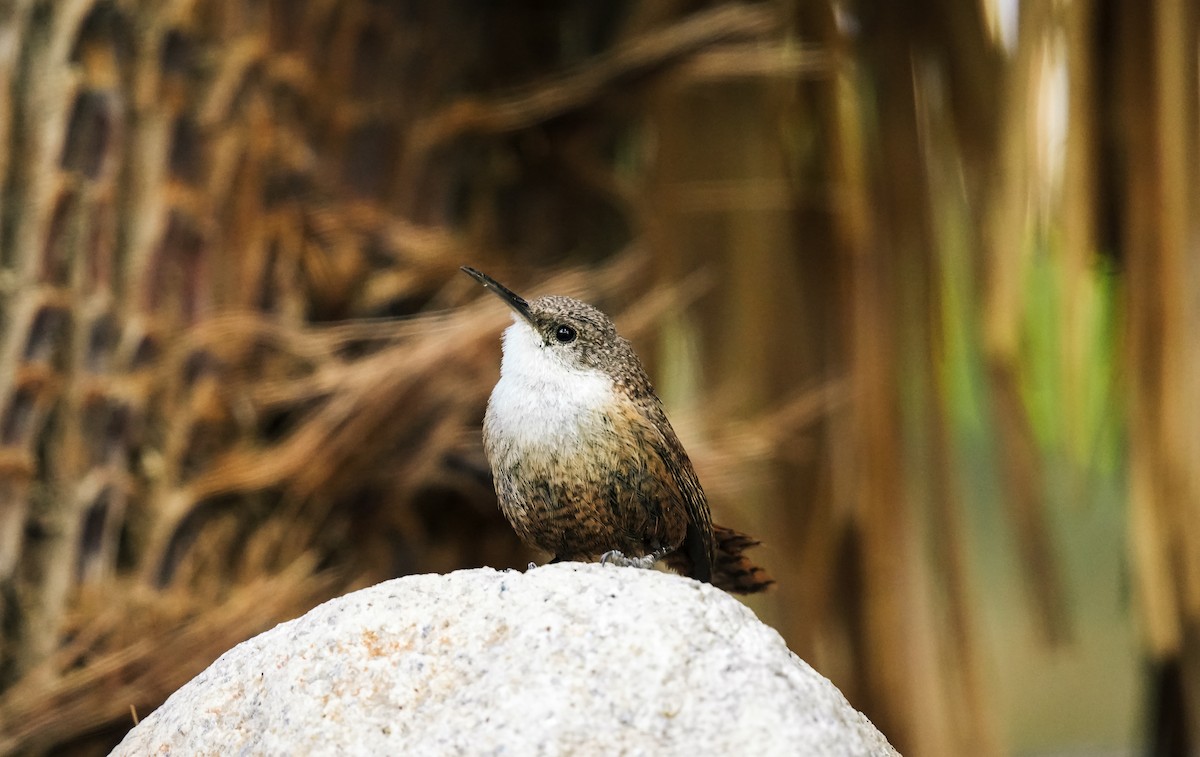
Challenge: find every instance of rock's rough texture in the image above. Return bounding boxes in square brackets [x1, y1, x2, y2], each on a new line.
[112, 564, 899, 756]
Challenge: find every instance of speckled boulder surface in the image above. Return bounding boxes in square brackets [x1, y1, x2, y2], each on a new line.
[112, 564, 899, 756]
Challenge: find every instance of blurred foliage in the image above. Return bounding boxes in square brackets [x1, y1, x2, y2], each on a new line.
[0, 1, 1194, 755]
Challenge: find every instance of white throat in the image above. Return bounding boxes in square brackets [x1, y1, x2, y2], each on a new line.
[484, 318, 614, 452]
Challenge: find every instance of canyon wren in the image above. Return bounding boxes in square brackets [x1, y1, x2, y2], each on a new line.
[463, 267, 772, 594]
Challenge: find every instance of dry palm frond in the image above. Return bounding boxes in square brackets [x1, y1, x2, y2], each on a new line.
[409, 4, 780, 151]
[0, 555, 341, 755]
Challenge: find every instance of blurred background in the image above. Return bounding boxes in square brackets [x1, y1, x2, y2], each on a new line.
[0, 0, 1194, 754]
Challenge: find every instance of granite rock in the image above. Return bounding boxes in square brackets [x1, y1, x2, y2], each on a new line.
[112, 563, 899, 756]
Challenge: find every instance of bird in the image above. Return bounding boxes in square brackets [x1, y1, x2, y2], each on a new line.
[463, 266, 772, 594]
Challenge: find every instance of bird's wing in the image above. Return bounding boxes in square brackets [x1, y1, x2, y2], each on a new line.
[628, 397, 715, 582]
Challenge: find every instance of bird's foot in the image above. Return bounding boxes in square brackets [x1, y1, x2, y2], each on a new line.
[527, 561, 538, 571]
[599, 546, 671, 570]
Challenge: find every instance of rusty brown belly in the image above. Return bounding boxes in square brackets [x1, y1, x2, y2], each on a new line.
[483, 405, 688, 561]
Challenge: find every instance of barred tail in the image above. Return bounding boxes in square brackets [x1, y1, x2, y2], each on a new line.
[667, 524, 774, 594]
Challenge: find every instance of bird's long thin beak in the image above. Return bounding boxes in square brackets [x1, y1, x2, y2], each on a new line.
[461, 267, 537, 327]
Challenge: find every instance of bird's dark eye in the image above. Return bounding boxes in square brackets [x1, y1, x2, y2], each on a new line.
[554, 324, 577, 343]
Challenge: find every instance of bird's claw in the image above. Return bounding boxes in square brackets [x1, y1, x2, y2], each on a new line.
[599, 547, 669, 570]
